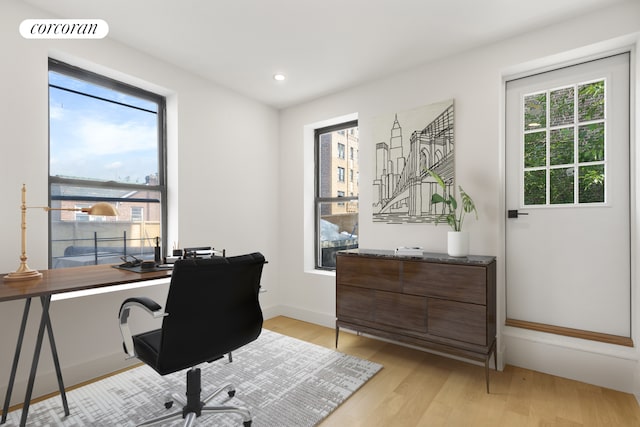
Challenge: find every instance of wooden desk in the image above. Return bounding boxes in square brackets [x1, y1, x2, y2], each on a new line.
[0, 264, 172, 427]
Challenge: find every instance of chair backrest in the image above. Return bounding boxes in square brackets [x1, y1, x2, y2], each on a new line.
[156, 252, 265, 374]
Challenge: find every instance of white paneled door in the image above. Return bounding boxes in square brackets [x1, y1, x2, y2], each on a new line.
[505, 53, 631, 340]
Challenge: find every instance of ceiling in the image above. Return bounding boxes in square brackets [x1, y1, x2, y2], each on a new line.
[22, 0, 626, 109]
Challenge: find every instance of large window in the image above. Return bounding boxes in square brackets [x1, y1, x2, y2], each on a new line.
[48, 59, 166, 268]
[315, 121, 358, 270]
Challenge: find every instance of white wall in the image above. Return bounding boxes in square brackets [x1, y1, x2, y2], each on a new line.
[2, 0, 640, 409]
[278, 1, 640, 396]
[0, 0, 280, 405]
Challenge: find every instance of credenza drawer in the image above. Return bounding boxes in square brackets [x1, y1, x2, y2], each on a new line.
[337, 286, 427, 333]
[336, 285, 373, 322]
[403, 261, 486, 305]
[336, 256, 401, 292]
[427, 299, 487, 346]
[375, 291, 427, 333]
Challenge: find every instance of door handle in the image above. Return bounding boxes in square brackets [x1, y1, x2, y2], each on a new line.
[507, 209, 529, 219]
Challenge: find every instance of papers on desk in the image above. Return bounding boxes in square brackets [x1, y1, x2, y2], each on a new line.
[182, 247, 224, 258]
[394, 247, 424, 257]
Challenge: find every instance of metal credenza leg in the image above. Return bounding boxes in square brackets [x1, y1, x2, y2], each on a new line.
[485, 356, 490, 393]
[485, 339, 497, 394]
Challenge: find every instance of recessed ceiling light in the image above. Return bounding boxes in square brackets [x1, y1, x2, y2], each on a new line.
[273, 73, 286, 81]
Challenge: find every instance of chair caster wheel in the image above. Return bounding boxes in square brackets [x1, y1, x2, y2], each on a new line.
[164, 401, 173, 409]
[228, 390, 236, 397]
[243, 421, 252, 427]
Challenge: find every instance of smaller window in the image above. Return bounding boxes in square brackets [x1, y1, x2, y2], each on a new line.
[314, 120, 359, 270]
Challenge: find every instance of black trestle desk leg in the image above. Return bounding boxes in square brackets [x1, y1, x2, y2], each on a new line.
[41, 296, 69, 417]
[1, 298, 32, 424]
[19, 296, 69, 427]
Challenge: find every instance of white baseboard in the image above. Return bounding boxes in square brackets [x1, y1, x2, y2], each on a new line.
[1, 351, 137, 408]
[263, 304, 336, 329]
[502, 326, 639, 396]
[2, 305, 323, 409]
[10, 308, 637, 409]
[266, 306, 640, 402]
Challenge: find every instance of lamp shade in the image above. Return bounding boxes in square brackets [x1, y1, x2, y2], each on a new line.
[82, 202, 119, 216]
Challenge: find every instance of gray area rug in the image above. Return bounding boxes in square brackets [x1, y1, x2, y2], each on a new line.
[4, 329, 382, 426]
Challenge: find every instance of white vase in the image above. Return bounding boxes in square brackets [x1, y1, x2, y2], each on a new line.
[447, 231, 469, 257]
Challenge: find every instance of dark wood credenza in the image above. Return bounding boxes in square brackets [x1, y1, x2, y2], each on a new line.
[335, 249, 497, 392]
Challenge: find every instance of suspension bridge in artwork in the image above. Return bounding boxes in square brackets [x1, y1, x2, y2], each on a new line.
[373, 103, 455, 222]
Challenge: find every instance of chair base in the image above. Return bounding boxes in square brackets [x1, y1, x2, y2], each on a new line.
[137, 367, 252, 427]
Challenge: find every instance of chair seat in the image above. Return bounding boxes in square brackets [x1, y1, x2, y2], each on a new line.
[133, 330, 162, 372]
[133, 330, 226, 376]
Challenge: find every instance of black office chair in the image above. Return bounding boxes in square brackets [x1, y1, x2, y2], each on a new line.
[118, 252, 266, 427]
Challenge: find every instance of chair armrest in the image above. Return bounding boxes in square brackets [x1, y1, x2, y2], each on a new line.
[118, 297, 166, 359]
[119, 297, 163, 317]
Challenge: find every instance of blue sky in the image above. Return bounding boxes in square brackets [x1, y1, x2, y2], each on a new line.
[49, 71, 159, 184]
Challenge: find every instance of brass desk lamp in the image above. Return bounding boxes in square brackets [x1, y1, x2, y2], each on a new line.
[4, 184, 119, 282]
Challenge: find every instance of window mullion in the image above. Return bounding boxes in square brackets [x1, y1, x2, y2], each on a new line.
[546, 90, 551, 205]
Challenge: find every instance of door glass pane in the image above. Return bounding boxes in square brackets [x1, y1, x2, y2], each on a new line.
[524, 93, 546, 130]
[578, 80, 605, 122]
[579, 165, 605, 203]
[578, 123, 605, 162]
[550, 167, 574, 204]
[550, 128, 574, 165]
[550, 87, 574, 126]
[521, 78, 606, 207]
[524, 132, 546, 168]
[524, 170, 546, 205]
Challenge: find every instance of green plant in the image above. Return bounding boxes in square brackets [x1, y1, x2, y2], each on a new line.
[428, 170, 477, 231]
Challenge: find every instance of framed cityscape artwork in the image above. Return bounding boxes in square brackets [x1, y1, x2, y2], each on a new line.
[372, 99, 454, 224]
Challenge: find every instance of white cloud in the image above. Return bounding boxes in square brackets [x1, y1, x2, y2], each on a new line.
[105, 161, 123, 170]
[75, 118, 156, 156]
[50, 107, 158, 181]
[50, 105, 65, 120]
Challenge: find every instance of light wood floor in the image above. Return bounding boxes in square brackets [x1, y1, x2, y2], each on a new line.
[264, 316, 640, 427]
